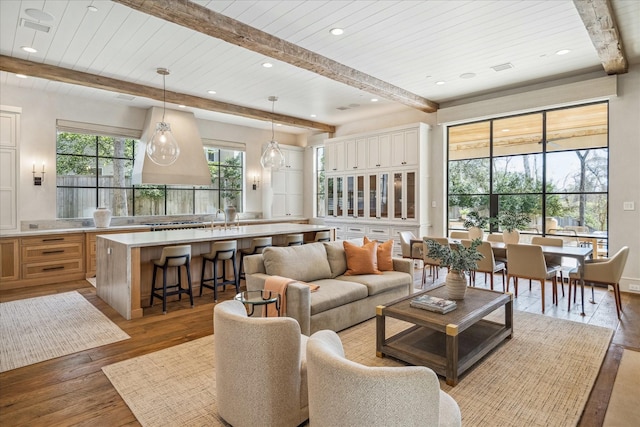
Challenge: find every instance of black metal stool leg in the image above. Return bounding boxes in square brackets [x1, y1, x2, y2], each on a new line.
[213, 259, 219, 302]
[149, 264, 158, 307]
[162, 265, 168, 314]
[200, 257, 207, 297]
[186, 259, 194, 308]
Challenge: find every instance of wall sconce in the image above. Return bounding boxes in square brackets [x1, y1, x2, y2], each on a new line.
[252, 175, 260, 190]
[33, 163, 45, 186]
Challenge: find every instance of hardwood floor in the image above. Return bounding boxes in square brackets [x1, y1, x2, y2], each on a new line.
[1, 271, 638, 426]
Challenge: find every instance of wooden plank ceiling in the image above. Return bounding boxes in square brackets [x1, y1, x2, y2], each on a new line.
[0, 0, 636, 133]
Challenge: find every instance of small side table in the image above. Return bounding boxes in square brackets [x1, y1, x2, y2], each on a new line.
[234, 290, 281, 317]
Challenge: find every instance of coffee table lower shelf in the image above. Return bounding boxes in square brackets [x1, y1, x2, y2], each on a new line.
[379, 319, 511, 385]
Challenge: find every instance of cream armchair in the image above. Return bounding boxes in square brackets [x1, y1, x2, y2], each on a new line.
[213, 300, 309, 427]
[306, 330, 461, 427]
[568, 246, 629, 318]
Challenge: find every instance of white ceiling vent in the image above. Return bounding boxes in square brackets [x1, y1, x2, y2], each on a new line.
[491, 62, 514, 72]
[20, 18, 51, 33]
[116, 94, 135, 101]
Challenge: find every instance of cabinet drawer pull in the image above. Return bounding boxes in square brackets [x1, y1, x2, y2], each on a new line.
[43, 238, 64, 242]
[43, 266, 65, 271]
[43, 250, 66, 255]
[371, 229, 385, 233]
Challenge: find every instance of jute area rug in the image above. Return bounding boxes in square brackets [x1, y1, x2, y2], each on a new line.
[603, 349, 640, 426]
[0, 291, 130, 372]
[103, 311, 612, 427]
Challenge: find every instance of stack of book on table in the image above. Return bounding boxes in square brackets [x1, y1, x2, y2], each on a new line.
[410, 294, 457, 314]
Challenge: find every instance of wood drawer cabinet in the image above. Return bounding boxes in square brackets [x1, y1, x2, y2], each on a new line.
[0, 238, 19, 282]
[20, 234, 85, 281]
[85, 229, 149, 278]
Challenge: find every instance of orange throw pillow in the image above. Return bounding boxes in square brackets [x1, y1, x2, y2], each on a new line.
[343, 240, 381, 275]
[363, 236, 394, 271]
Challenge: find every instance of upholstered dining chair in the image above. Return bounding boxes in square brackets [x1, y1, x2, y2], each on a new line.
[398, 231, 422, 264]
[506, 243, 562, 313]
[213, 300, 309, 427]
[568, 246, 629, 318]
[306, 329, 461, 427]
[486, 233, 508, 266]
[422, 237, 450, 286]
[449, 231, 470, 240]
[531, 236, 566, 297]
[466, 240, 506, 291]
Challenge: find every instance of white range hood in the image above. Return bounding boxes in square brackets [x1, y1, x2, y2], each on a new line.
[132, 107, 211, 185]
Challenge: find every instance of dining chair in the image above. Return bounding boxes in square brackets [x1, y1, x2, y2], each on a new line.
[398, 231, 422, 263]
[466, 240, 506, 291]
[449, 231, 470, 240]
[486, 233, 508, 266]
[531, 236, 566, 297]
[568, 246, 629, 318]
[506, 244, 562, 313]
[421, 237, 449, 286]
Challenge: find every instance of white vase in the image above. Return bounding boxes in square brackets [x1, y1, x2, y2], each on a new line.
[468, 226, 483, 240]
[545, 217, 558, 233]
[502, 229, 520, 244]
[93, 207, 112, 228]
[445, 270, 468, 300]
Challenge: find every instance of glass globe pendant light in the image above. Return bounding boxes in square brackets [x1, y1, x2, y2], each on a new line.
[260, 96, 285, 169]
[146, 68, 180, 166]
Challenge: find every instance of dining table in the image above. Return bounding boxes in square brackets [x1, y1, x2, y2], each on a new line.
[483, 241, 594, 316]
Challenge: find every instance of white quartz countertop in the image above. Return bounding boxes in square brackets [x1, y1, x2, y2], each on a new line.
[97, 223, 331, 248]
[0, 217, 309, 238]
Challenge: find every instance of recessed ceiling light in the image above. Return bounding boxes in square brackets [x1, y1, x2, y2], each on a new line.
[502, 128, 510, 132]
[262, 62, 273, 68]
[330, 28, 344, 36]
[207, 90, 217, 95]
[16, 74, 28, 79]
[276, 123, 282, 127]
[178, 105, 186, 108]
[24, 8, 54, 21]
[459, 72, 476, 79]
[371, 98, 379, 102]
[435, 81, 445, 85]
[87, 5, 99, 12]
[556, 49, 571, 55]
[21, 46, 37, 53]
[310, 114, 317, 118]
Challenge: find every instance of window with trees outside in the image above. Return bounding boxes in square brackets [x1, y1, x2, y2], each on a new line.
[316, 146, 326, 217]
[448, 102, 608, 256]
[56, 131, 244, 218]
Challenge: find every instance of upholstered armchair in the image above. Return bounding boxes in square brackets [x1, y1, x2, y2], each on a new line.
[306, 330, 461, 427]
[398, 231, 422, 260]
[213, 300, 309, 427]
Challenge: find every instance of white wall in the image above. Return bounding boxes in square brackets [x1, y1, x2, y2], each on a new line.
[0, 85, 299, 220]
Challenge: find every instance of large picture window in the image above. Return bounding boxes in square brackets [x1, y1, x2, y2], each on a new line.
[56, 131, 244, 218]
[447, 102, 608, 255]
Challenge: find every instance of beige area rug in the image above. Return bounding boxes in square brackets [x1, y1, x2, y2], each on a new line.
[0, 291, 130, 372]
[603, 349, 640, 426]
[103, 311, 612, 427]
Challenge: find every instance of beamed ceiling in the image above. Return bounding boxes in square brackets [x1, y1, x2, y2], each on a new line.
[1, 0, 638, 135]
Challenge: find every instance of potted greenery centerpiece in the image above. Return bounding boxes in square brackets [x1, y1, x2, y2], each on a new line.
[425, 238, 483, 299]
[219, 156, 243, 222]
[493, 210, 530, 244]
[462, 211, 489, 240]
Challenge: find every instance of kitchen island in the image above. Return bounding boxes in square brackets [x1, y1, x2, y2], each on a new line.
[96, 223, 334, 319]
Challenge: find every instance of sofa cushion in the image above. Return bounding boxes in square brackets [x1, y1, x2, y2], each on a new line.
[324, 239, 363, 278]
[343, 240, 381, 276]
[263, 243, 332, 282]
[363, 237, 394, 271]
[337, 271, 411, 296]
[308, 278, 369, 315]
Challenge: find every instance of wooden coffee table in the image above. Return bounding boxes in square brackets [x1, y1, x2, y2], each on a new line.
[376, 285, 513, 386]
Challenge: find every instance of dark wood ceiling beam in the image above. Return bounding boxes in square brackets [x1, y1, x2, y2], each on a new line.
[112, 0, 439, 113]
[0, 55, 335, 132]
[573, 0, 628, 74]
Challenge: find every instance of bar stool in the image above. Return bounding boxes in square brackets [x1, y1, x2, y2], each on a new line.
[238, 237, 272, 281]
[314, 231, 331, 242]
[284, 233, 304, 246]
[149, 245, 193, 314]
[200, 240, 239, 302]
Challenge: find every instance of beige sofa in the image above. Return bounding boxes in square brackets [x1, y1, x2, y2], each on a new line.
[244, 240, 413, 335]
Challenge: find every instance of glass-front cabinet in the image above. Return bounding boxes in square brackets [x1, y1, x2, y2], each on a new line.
[367, 172, 389, 220]
[392, 171, 416, 221]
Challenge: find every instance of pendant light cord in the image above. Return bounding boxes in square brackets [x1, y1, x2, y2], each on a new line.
[271, 98, 275, 141]
[162, 73, 166, 123]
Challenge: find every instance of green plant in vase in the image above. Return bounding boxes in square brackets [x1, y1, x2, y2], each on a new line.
[492, 210, 530, 244]
[462, 211, 489, 239]
[425, 238, 483, 299]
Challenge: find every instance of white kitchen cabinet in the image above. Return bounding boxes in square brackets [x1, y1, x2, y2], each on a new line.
[270, 146, 303, 218]
[391, 171, 417, 221]
[345, 138, 367, 170]
[365, 172, 390, 221]
[391, 128, 419, 167]
[325, 140, 344, 172]
[367, 134, 391, 169]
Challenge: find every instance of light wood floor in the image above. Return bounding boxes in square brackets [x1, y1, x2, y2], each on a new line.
[1, 269, 638, 426]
